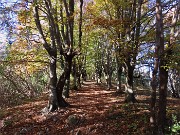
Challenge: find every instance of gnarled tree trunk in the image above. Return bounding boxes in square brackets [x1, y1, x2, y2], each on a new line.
[46, 55, 59, 112]
[34, 0, 76, 112]
[124, 62, 136, 103]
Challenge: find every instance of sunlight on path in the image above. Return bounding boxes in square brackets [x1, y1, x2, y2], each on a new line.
[67, 81, 124, 122]
[0, 81, 124, 135]
[1, 81, 179, 135]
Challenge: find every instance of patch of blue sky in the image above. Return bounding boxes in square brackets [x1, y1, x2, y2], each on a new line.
[0, 0, 19, 53]
[136, 42, 155, 78]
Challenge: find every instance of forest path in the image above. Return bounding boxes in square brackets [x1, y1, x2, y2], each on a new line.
[0, 81, 126, 135]
[67, 81, 124, 120]
[1, 81, 179, 135]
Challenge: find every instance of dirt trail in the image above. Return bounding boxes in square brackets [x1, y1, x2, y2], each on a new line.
[0, 81, 127, 135]
[67, 81, 124, 119]
[1, 81, 179, 135]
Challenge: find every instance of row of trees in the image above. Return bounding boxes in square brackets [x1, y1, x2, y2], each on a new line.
[0, 0, 179, 134]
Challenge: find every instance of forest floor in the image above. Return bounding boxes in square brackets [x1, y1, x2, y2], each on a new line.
[0, 81, 180, 135]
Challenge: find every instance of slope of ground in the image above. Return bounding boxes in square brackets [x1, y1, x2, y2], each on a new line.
[0, 81, 179, 135]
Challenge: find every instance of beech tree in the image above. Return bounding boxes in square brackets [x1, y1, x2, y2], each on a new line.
[158, 0, 180, 133]
[149, 0, 180, 133]
[33, 0, 80, 112]
[72, 0, 84, 90]
[155, 0, 167, 133]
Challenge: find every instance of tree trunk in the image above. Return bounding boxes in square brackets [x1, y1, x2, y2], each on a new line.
[56, 72, 69, 108]
[104, 45, 112, 90]
[77, 59, 83, 88]
[155, 0, 167, 133]
[124, 64, 137, 103]
[72, 60, 78, 90]
[158, 61, 168, 133]
[33, 0, 77, 112]
[124, 0, 142, 103]
[117, 66, 122, 92]
[63, 77, 70, 98]
[168, 2, 180, 98]
[107, 74, 112, 90]
[115, 6, 122, 93]
[77, 72, 82, 88]
[62, 56, 73, 98]
[73, 73, 78, 90]
[47, 56, 59, 112]
[115, 43, 123, 93]
[55, 56, 73, 108]
[74, 0, 83, 89]
[96, 70, 102, 84]
[150, 57, 159, 134]
[169, 74, 179, 98]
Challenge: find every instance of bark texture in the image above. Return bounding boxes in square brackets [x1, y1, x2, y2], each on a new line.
[156, 0, 167, 133]
[33, 0, 76, 112]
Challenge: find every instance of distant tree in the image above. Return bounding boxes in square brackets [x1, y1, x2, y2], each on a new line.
[123, 0, 143, 103]
[94, 40, 103, 84]
[102, 35, 114, 89]
[72, 0, 84, 90]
